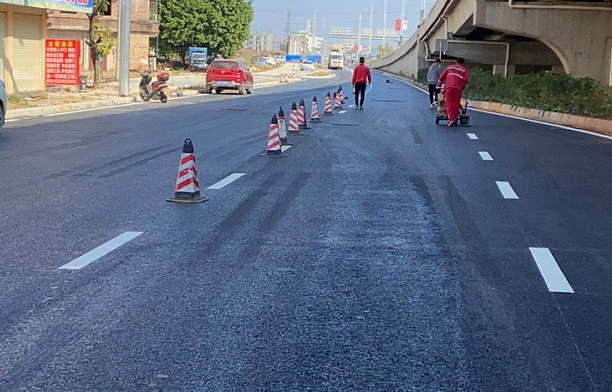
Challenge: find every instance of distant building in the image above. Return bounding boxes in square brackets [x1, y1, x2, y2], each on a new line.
[289, 31, 324, 56]
[247, 30, 275, 53]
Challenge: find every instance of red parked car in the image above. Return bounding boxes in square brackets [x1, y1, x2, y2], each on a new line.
[205, 59, 254, 95]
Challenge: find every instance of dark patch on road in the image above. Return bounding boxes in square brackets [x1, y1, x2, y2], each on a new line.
[372, 99, 405, 103]
[331, 123, 359, 127]
[409, 125, 423, 144]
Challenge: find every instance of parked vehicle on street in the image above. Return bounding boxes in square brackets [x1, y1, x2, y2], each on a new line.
[188, 53, 208, 72]
[275, 55, 286, 63]
[262, 57, 277, 66]
[206, 59, 254, 95]
[0, 79, 6, 131]
[328, 51, 344, 70]
[300, 60, 315, 71]
[138, 70, 169, 103]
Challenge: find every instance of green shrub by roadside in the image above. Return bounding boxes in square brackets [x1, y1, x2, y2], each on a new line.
[416, 67, 612, 120]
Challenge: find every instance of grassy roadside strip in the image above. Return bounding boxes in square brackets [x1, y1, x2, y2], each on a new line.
[417, 68, 612, 121]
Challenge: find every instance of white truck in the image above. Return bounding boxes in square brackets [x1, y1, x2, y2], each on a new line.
[328, 51, 344, 70]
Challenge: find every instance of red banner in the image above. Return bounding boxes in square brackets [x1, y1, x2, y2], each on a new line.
[45, 39, 81, 86]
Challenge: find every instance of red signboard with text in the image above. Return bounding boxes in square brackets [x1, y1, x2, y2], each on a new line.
[45, 39, 81, 86]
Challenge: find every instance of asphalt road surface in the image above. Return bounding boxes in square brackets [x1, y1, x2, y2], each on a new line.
[1, 71, 611, 392]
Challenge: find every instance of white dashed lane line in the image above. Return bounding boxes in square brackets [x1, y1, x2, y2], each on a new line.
[529, 247, 574, 293]
[59, 231, 143, 270]
[207, 173, 245, 190]
[496, 181, 519, 200]
[467, 133, 479, 140]
[479, 151, 493, 161]
[339, 110, 347, 114]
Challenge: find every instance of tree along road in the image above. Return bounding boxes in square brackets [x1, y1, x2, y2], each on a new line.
[0, 72, 610, 391]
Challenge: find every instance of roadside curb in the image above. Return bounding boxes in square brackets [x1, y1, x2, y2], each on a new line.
[376, 70, 612, 137]
[7, 96, 136, 120]
[6, 77, 302, 121]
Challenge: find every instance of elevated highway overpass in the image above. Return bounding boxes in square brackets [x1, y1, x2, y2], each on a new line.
[372, 0, 612, 86]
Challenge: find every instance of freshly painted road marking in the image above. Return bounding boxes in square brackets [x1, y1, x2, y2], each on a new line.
[207, 173, 245, 190]
[479, 151, 493, 161]
[467, 133, 479, 140]
[59, 231, 143, 270]
[496, 181, 519, 199]
[339, 110, 347, 114]
[529, 247, 574, 293]
[281, 145, 292, 152]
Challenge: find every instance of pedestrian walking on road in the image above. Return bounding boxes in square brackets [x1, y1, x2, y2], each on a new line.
[438, 58, 469, 127]
[352, 57, 372, 110]
[427, 59, 442, 107]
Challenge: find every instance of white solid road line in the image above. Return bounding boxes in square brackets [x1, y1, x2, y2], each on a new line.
[467, 133, 479, 140]
[59, 231, 143, 270]
[496, 181, 519, 200]
[376, 70, 612, 142]
[479, 151, 493, 161]
[529, 247, 574, 293]
[45, 103, 140, 117]
[207, 173, 245, 190]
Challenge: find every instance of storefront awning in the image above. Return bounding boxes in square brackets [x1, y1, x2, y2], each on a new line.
[0, 0, 93, 14]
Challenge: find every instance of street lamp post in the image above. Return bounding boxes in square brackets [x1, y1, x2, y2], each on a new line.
[357, 7, 368, 56]
[382, 0, 387, 53]
[369, 0, 379, 58]
[118, 0, 131, 97]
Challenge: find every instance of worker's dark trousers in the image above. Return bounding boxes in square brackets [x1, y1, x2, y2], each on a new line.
[354, 83, 367, 106]
[429, 84, 438, 104]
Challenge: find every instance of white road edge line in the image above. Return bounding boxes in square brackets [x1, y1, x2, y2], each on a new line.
[45, 103, 141, 117]
[467, 133, 479, 140]
[529, 247, 574, 293]
[479, 151, 493, 161]
[375, 70, 612, 142]
[207, 173, 245, 190]
[496, 181, 519, 200]
[5, 119, 20, 123]
[59, 231, 143, 270]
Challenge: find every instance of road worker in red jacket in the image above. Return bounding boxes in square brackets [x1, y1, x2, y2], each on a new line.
[437, 58, 469, 127]
[352, 57, 372, 110]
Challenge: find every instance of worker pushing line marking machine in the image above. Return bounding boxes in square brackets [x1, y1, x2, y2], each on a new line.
[435, 85, 470, 126]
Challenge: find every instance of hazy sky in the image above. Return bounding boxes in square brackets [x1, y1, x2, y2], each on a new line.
[251, 0, 437, 41]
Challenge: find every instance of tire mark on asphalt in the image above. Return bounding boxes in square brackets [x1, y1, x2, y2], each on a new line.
[440, 174, 486, 253]
[236, 172, 310, 262]
[97, 147, 180, 179]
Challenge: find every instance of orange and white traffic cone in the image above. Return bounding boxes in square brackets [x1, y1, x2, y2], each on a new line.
[310, 96, 321, 122]
[288, 101, 301, 135]
[335, 91, 343, 109]
[298, 99, 311, 130]
[166, 139, 208, 204]
[323, 92, 334, 116]
[297, 100, 306, 129]
[262, 114, 287, 158]
[278, 106, 291, 146]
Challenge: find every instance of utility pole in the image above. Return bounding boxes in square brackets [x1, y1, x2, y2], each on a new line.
[285, 9, 291, 56]
[382, 0, 387, 53]
[118, 0, 131, 97]
[400, 0, 406, 44]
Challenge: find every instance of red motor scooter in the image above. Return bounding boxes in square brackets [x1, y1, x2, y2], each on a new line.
[139, 70, 169, 103]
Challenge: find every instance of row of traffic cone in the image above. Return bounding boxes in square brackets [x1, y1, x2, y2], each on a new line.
[167, 86, 345, 202]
